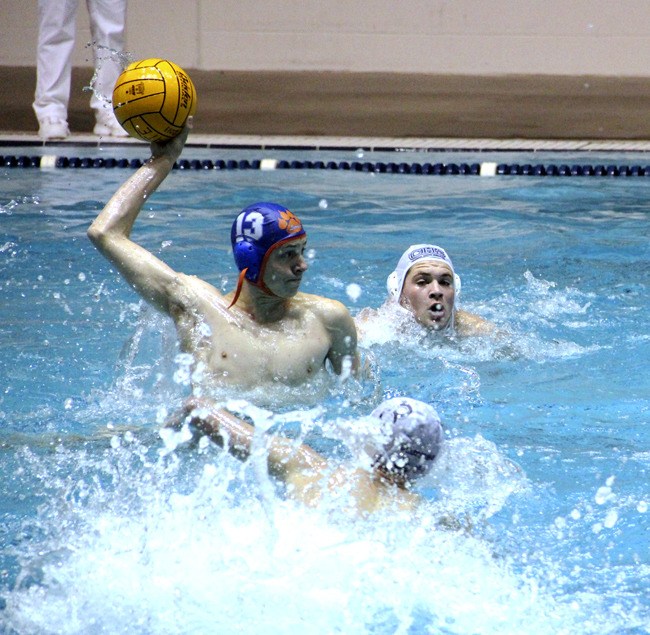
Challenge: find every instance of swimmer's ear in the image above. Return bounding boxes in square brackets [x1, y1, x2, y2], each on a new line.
[386, 271, 399, 298]
[454, 274, 462, 301]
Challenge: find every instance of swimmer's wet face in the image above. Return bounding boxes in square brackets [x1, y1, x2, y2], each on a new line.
[262, 236, 308, 298]
[400, 261, 456, 329]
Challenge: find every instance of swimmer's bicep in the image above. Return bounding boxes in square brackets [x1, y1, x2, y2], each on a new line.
[92, 234, 184, 314]
[131, 252, 186, 314]
[324, 302, 359, 374]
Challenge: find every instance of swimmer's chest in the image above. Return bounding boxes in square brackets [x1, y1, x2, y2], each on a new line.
[200, 308, 331, 382]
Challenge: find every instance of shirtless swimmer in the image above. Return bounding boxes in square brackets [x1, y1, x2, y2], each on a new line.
[88, 126, 359, 391]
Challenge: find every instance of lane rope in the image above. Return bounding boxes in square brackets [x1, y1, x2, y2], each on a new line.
[3, 154, 650, 176]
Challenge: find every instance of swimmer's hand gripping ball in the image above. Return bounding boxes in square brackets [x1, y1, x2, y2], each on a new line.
[112, 58, 197, 142]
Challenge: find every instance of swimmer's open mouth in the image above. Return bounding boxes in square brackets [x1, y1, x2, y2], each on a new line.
[427, 303, 447, 322]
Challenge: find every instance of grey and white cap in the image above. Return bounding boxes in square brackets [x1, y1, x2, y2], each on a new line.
[366, 397, 444, 482]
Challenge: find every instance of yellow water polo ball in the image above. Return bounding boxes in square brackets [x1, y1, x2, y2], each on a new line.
[112, 58, 197, 142]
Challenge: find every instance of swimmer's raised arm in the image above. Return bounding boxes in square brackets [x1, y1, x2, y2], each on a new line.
[87, 127, 191, 314]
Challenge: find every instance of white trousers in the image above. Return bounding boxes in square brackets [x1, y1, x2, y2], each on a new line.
[33, 0, 127, 122]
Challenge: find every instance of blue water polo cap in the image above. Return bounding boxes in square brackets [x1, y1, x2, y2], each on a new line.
[230, 202, 306, 284]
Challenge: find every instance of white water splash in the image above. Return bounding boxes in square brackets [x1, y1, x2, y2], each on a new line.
[1, 434, 581, 635]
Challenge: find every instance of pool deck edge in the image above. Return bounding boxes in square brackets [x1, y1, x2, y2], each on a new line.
[4, 131, 650, 152]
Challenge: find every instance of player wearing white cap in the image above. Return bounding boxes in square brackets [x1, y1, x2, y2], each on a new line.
[359, 244, 494, 337]
[168, 396, 444, 517]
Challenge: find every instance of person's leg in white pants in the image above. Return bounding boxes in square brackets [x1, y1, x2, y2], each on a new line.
[33, 0, 128, 139]
[33, 0, 79, 138]
[86, 0, 128, 135]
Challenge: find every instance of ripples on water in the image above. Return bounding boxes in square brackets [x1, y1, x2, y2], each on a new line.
[1, 153, 649, 633]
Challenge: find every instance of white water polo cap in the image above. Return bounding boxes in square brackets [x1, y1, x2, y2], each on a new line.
[366, 397, 443, 482]
[386, 244, 461, 301]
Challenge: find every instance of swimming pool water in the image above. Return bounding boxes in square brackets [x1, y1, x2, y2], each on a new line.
[1, 147, 649, 634]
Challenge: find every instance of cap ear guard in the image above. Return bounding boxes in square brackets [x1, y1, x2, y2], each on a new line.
[232, 240, 263, 283]
[454, 273, 461, 302]
[386, 271, 399, 298]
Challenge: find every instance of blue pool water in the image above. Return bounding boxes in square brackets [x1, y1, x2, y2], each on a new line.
[1, 146, 649, 634]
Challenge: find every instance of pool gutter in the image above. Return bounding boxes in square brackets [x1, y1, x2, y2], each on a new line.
[4, 132, 650, 153]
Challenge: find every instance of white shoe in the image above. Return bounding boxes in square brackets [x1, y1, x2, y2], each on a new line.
[38, 118, 70, 140]
[94, 116, 129, 137]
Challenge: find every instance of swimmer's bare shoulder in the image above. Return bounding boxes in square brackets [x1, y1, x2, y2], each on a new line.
[300, 293, 359, 373]
[177, 273, 225, 301]
[160, 272, 230, 321]
[340, 468, 421, 516]
[301, 293, 354, 325]
[285, 464, 420, 516]
[455, 309, 496, 337]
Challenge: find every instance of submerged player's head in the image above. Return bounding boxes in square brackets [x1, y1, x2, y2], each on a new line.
[230, 202, 307, 305]
[386, 244, 461, 330]
[365, 397, 443, 487]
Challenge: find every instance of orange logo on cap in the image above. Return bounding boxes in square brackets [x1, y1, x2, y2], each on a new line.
[278, 210, 302, 234]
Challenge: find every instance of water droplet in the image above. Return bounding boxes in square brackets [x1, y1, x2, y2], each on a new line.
[198, 322, 212, 337]
[346, 283, 362, 302]
[595, 485, 615, 505]
[603, 509, 618, 528]
[318, 199, 328, 209]
[156, 407, 169, 425]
